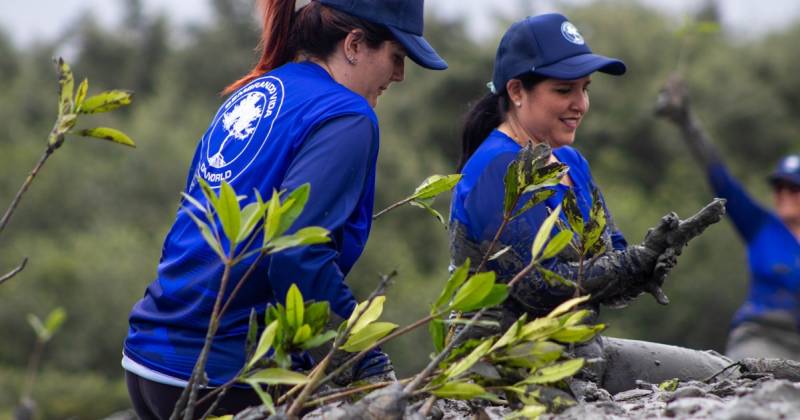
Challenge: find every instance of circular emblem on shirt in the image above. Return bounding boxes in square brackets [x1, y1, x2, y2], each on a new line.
[561, 21, 585, 45]
[197, 76, 285, 187]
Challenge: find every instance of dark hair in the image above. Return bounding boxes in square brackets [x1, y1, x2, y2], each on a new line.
[223, 0, 394, 95]
[457, 73, 547, 171]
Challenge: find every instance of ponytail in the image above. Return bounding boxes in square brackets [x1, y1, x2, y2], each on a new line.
[458, 93, 505, 171]
[223, 1, 393, 96]
[457, 73, 548, 171]
[223, 0, 296, 95]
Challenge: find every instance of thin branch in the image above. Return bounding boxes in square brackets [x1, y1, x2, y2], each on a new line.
[0, 149, 53, 238]
[0, 258, 28, 286]
[372, 197, 412, 220]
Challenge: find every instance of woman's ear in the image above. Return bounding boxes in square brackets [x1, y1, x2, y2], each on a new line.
[506, 79, 523, 108]
[343, 29, 366, 64]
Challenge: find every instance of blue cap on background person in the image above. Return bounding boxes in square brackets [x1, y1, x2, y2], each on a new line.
[319, 0, 448, 70]
[768, 154, 800, 186]
[491, 13, 626, 93]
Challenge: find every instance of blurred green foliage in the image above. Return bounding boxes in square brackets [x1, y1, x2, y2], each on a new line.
[1, 0, 799, 416]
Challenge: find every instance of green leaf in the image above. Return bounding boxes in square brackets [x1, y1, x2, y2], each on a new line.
[433, 259, 470, 313]
[519, 317, 561, 342]
[347, 295, 386, 336]
[216, 180, 242, 246]
[411, 174, 462, 200]
[268, 227, 330, 254]
[263, 190, 282, 243]
[659, 378, 680, 391]
[276, 183, 310, 237]
[76, 127, 136, 147]
[56, 58, 74, 115]
[444, 339, 493, 380]
[550, 324, 605, 343]
[540, 230, 573, 261]
[489, 313, 526, 352]
[507, 404, 547, 419]
[562, 189, 583, 236]
[431, 382, 487, 399]
[243, 380, 276, 415]
[531, 205, 562, 261]
[181, 192, 208, 214]
[536, 267, 576, 289]
[409, 199, 446, 226]
[237, 201, 266, 244]
[292, 324, 312, 345]
[285, 284, 304, 329]
[247, 320, 278, 369]
[44, 307, 67, 336]
[583, 189, 607, 254]
[512, 189, 555, 220]
[547, 295, 591, 319]
[429, 318, 446, 353]
[198, 178, 219, 213]
[246, 368, 310, 385]
[494, 341, 563, 368]
[503, 160, 521, 214]
[517, 358, 585, 385]
[559, 309, 591, 327]
[450, 271, 496, 312]
[304, 301, 330, 333]
[183, 206, 225, 259]
[55, 114, 78, 136]
[340, 322, 397, 352]
[473, 284, 508, 310]
[246, 309, 259, 360]
[79, 90, 133, 114]
[74, 78, 88, 110]
[300, 330, 337, 350]
[26, 314, 47, 341]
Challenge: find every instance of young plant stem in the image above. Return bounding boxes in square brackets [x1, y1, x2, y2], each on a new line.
[20, 338, 45, 401]
[303, 377, 413, 408]
[0, 258, 28, 286]
[372, 197, 412, 220]
[475, 214, 511, 273]
[199, 384, 229, 420]
[405, 259, 537, 394]
[170, 262, 233, 420]
[574, 254, 585, 298]
[279, 272, 395, 411]
[418, 395, 437, 416]
[286, 353, 331, 417]
[0, 149, 54, 238]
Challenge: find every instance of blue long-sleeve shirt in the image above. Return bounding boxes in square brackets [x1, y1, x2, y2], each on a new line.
[125, 62, 380, 386]
[707, 163, 800, 329]
[450, 129, 626, 316]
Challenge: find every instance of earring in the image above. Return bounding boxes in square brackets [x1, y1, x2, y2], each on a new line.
[347, 56, 357, 65]
[515, 102, 521, 107]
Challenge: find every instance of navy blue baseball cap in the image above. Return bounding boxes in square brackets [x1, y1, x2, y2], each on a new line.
[491, 13, 625, 93]
[768, 154, 800, 186]
[319, 0, 448, 70]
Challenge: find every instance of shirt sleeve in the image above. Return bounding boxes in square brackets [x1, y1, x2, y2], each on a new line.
[707, 162, 770, 243]
[267, 114, 378, 320]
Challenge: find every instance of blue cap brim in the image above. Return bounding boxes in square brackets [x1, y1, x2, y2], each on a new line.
[387, 26, 448, 70]
[768, 173, 800, 186]
[533, 53, 626, 79]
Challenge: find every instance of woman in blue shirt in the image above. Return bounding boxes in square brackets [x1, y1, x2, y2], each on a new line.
[657, 76, 800, 360]
[123, 0, 447, 417]
[450, 14, 732, 394]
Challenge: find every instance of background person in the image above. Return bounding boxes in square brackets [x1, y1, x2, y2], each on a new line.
[450, 13, 730, 394]
[122, 0, 447, 417]
[656, 75, 800, 360]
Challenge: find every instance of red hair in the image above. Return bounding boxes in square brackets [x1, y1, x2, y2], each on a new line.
[222, 1, 393, 96]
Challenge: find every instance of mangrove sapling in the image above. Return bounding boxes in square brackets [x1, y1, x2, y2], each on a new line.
[0, 58, 136, 285]
[16, 308, 67, 420]
[372, 174, 462, 224]
[169, 179, 331, 420]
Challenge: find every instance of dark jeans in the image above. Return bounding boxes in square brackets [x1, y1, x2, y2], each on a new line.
[125, 371, 262, 420]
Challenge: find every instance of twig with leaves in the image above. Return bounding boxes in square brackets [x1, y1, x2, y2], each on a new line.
[0, 58, 135, 285]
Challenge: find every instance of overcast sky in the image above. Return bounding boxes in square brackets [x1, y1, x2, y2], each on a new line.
[2, 0, 800, 47]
